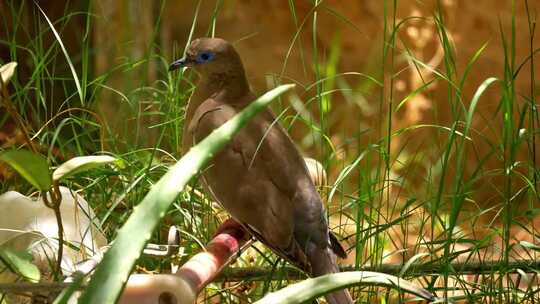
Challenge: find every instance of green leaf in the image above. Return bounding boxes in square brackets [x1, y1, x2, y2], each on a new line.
[255, 271, 435, 304]
[0, 62, 17, 87]
[520, 241, 540, 251]
[52, 155, 121, 182]
[77, 84, 295, 304]
[0, 246, 40, 283]
[0, 150, 51, 191]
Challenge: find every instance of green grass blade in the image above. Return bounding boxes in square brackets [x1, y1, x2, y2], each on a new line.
[77, 84, 295, 304]
[394, 79, 436, 112]
[458, 41, 489, 92]
[464, 77, 499, 135]
[35, 2, 84, 104]
[254, 271, 435, 304]
[445, 77, 499, 256]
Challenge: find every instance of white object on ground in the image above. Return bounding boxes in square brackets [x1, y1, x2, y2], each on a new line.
[0, 187, 107, 282]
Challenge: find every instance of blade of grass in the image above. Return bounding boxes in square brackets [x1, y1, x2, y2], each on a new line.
[35, 2, 83, 104]
[254, 271, 435, 304]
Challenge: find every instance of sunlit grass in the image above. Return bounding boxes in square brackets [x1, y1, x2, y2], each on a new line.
[1, 0, 539, 303]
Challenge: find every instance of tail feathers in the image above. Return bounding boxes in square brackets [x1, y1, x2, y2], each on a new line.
[329, 232, 347, 259]
[307, 245, 353, 304]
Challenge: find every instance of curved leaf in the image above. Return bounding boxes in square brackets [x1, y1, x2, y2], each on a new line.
[0, 246, 40, 283]
[0, 150, 51, 191]
[399, 252, 430, 277]
[255, 271, 435, 304]
[520, 240, 540, 251]
[77, 84, 295, 304]
[52, 155, 121, 182]
[0, 62, 17, 87]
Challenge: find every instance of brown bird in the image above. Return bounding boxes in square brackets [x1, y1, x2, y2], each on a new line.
[169, 37, 353, 304]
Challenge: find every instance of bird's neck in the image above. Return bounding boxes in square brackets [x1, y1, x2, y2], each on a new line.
[199, 70, 250, 101]
[181, 69, 250, 155]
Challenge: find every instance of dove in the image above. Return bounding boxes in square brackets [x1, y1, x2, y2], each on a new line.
[169, 37, 353, 304]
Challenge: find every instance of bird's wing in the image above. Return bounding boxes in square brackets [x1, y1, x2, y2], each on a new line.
[256, 110, 330, 249]
[254, 110, 347, 259]
[189, 98, 311, 270]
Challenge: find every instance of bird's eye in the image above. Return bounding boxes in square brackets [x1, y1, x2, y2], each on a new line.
[197, 52, 215, 63]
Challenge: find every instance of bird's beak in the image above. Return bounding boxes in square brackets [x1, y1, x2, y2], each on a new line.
[168, 57, 193, 71]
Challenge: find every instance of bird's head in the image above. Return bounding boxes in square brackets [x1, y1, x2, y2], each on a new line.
[168, 38, 244, 77]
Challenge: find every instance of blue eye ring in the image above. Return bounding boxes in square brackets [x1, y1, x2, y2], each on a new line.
[196, 52, 215, 63]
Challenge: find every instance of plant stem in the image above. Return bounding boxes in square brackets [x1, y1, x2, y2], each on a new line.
[43, 184, 64, 279]
[52, 184, 64, 278]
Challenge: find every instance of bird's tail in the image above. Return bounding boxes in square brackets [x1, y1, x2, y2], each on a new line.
[307, 245, 353, 304]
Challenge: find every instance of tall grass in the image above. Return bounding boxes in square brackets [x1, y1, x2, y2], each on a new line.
[1, 0, 539, 303]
